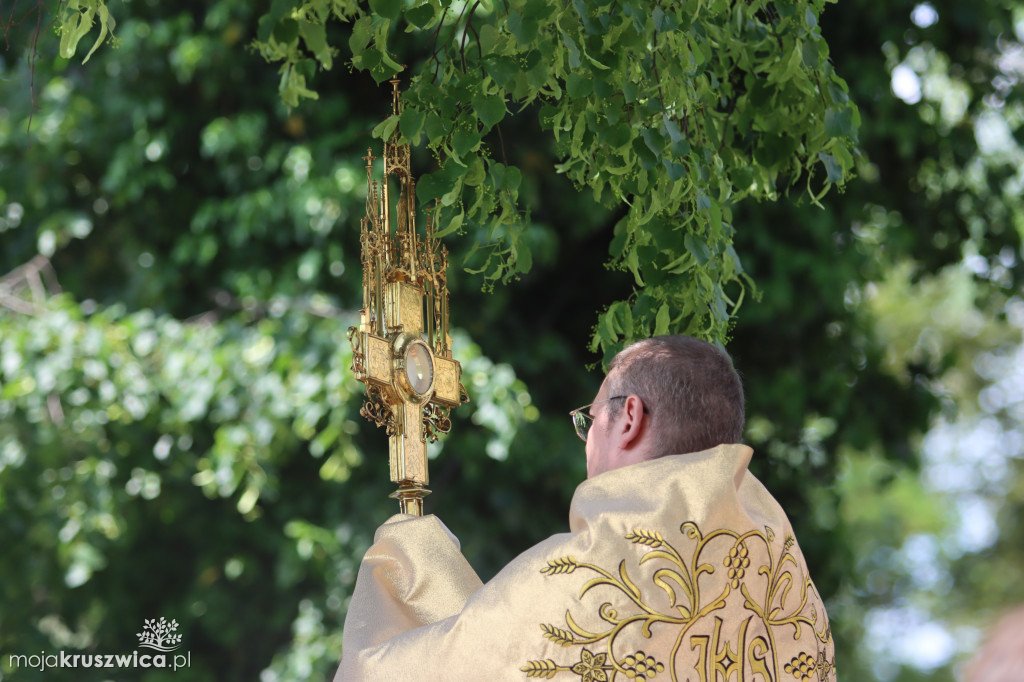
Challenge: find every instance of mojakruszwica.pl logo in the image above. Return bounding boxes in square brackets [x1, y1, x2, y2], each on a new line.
[8, 617, 191, 672]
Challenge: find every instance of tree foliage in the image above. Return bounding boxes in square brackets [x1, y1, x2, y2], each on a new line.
[730, 0, 1024, 678]
[2, 0, 1023, 681]
[253, 0, 861, 353]
[35, 0, 861, 351]
[57, 0, 117, 63]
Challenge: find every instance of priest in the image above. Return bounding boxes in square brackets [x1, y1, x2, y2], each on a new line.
[335, 335, 837, 681]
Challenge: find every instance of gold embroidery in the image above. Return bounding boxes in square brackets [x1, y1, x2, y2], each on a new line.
[542, 557, 581, 575]
[521, 649, 614, 681]
[690, 616, 746, 680]
[620, 651, 665, 680]
[816, 651, 836, 679]
[525, 523, 836, 681]
[522, 659, 560, 678]
[784, 652, 817, 681]
[570, 649, 612, 682]
[543, 624, 578, 647]
[723, 541, 751, 589]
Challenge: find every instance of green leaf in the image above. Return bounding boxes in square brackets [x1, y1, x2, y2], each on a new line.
[708, 200, 722, 233]
[82, 2, 114, 64]
[371, 113, 399, 141]
[296, 59, 315, 81]
[560, 30, 582, 69]
[417, 171, 449, 204]
[508, 12, 539, 44]
[478, 24, 499, 54]
[609, 234, 629, 263]
[538, 104, 560, 131]
[662, 116, 691, 156]
[349, 17, 373, 55]
[664, 160, 686, 181]
[626, 249, 644, 286]
[573, 0, 604, 34]
[603, 307, 620, 338]
[269, 0, 297, 22]
[464, 156, 486, 186]
[491, 163, 508, 190]
[354, 48, 381, 70]
[781, 42, 804, 81]
[802, 39, 820, 68]
[596, 121, 631, 148]
[523, 0, 553, 23]
[593, 76, 614, 99]
[516, 243, 533, 274]
[425, 112, 451, 139]
[710, 287, 728, 322]
[632, 137, 658, 170]
[504, 166, 522, 192]
[257, 15, 275, 43]
[622, 79, 638, 103]
[433, 209, 464, 238]
[273, 18, 299, 44]
[453, 127, 481, 157]
[369, 0, 404, 21]
[566, 73, 593, 98]
[825, 107, 855, 139]
[299, 20, 331, 69]
[684, 233, 711, 266]
[731, 165, 753, 190]
[642, 128, 667, 157]
[585, 50, 610, 70]
[399, 106, 426, 143]
[654, 303, 671, 335]
[369, 55, 402, 83]
[526, 53, 550, 89]
[405, 3, 435, 28]
[652, 6, 666, 31]
[484, 55, 519, 87]
[607, 300, 633, 338]
[440, 180, 462, 206]
[818, 152, 843, 183]
[59, 6, 93, 59]
[473, 94, 507, 129]
[805, 7, 818, 29]
[490, 163, 522, 191]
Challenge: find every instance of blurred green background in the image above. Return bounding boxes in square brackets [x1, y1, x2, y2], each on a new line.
[2, 0, 1023, 680]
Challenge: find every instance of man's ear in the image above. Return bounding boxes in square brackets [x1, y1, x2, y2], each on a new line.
[618, 394, 647, 450]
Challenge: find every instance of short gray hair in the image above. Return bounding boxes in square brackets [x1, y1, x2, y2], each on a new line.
[605, 335, 745, 456]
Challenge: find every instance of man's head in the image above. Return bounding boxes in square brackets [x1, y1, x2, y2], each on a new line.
[583, 335, 745, 478]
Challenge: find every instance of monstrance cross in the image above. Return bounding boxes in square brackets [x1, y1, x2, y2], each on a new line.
[348, 79, 468, 516]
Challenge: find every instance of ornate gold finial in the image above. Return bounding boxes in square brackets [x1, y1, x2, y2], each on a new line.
[348, 82, 468, 516]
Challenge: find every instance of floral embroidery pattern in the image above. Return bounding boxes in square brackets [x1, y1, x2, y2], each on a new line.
[571, 649, 611, 682]
[521, 523, 836, 682]
[522, 648, 614, 680]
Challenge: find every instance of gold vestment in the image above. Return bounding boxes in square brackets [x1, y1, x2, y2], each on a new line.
[336, 444, 836, 681]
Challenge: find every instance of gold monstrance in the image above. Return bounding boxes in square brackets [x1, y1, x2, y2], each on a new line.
[348, 80, 468, 516]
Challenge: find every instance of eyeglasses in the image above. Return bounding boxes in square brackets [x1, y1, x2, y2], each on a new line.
[569, 396, 628, 442]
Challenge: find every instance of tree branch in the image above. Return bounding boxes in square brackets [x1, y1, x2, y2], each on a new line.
[465, 1, 483, 77]
[0, 254, 62, 314]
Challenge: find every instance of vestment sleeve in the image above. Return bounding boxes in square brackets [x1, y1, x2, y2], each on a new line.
[334, 513, 484, 680]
